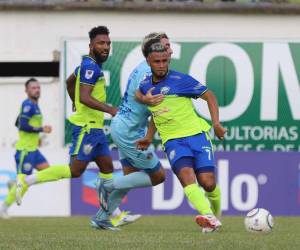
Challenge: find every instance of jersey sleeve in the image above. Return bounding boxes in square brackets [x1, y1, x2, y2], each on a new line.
[73, 66, 80, 77]
[79, 63, 101, 86]
[135, 64, 152, 90]
[20, 101, 35, 119]
[19, 117, 42, 133]
[177, 74, 208, 98]
[139, 80, 149, 95]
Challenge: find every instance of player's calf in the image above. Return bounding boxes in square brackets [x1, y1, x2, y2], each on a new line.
[149, 166, 165, 186]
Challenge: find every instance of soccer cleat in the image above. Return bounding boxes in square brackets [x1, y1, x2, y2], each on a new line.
[110, 211, 142, 227]
[15, 174, 28, 206]
[0, 206, 10, 219]
[202, 219, 222, 233]
[195, 214, 222, 231]
[90, 216, 120, 231]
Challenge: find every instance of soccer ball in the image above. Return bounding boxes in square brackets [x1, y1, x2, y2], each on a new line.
[244, 208, 274, 233]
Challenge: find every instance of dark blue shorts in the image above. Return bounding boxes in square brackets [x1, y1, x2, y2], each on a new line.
[15, 149, 48, 175]
[164, 132, 215, 175]
[69, 125, 111, 162]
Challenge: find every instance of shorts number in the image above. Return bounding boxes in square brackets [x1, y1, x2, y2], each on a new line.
[205, 148, 211, 160]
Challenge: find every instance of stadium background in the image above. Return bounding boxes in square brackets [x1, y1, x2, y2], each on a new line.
[0, 0, 300, 218]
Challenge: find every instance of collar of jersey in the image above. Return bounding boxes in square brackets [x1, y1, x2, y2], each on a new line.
[151, 70, 170, 85]
[83, 55, 97, 63]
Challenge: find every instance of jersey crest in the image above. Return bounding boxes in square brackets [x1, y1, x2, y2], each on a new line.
[85, 70, 94, 79]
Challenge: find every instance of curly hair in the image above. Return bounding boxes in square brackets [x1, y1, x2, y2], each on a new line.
[89, 26, 110, 41]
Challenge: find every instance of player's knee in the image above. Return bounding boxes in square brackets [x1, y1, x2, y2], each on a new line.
[151, 173, 165, 186]
[201, 182, 216, 192]
[70, 169, 82, 178]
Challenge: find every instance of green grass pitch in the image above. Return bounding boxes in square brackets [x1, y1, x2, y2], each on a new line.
[0, 216, 299, 250]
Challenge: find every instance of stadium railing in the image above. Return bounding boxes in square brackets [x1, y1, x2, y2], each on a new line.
[1, 0, 300, 14]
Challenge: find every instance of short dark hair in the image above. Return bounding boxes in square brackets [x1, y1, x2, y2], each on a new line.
[25, 78, 38, 88]
[89, 26, 110, 41]
[142, 32, 169, 58]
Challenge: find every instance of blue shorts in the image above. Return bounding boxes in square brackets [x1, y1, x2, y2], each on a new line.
[164, 132, 215, 174]
[111, 119, 161, 173]
[15, 150, 48, 175]
[69, 125, 110, 162]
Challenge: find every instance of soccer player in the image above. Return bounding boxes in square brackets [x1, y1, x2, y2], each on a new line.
[14, 26, 119, 229]
[136, 42, 227, 233]
[0, 78, 62, 218]
[90, 33, 171, 228]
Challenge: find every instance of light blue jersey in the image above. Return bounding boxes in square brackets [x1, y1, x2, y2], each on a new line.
[111, 61, 160, 171]
[113, 61, 151, 139]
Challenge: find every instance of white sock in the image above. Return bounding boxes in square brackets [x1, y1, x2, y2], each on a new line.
[25, 174, 37, 186]
[111, 207, 122, 218]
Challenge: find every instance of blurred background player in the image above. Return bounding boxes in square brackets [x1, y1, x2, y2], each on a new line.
[137, 42, 227, 233]
[90, 32, 171, 228]
[0, 78, 64, 218]
[14, 26, 119, 229]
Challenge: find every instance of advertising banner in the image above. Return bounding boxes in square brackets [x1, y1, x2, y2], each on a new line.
[62, 40, 300, 151]
[71, 152, 300, 216]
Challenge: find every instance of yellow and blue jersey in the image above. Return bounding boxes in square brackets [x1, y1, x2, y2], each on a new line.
[15, 99, 42, 151]
[68, 55, 107, 129]
[139, 70, 211, 145]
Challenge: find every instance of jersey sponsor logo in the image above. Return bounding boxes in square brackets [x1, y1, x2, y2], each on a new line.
[23, 105, 31, 113]
[160, 86, 170, 95]
[169, 150, 176, 161]
[153, 107, 170, 117]
[118, 105, 132, 117]
[85, 70, 94, 80]
[23, 163, 32, 171]
[83, 144, 93, 155]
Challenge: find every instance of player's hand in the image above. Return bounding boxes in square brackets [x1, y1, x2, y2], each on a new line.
[72, 103, 76, 112]
[43, 125, 52, 133]
[109, 107, 118, 117]
[143, 87, 164, 106]
[136, 137, 152, 151]
[213, 123, 227, 140]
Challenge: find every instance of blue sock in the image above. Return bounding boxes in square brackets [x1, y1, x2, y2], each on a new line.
[95, 208, 110, 221]
[111, 172, 152, 191]
[108, 189, 129, 215]
[94, 189, 129, 219]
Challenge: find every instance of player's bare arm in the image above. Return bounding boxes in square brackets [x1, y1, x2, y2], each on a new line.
[80, 84, 118, 116]
[136, 116, 156, 150]
[135, 88, 164, 106]
[66, 73, 76, 103]
[199, 90, 227, 140]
